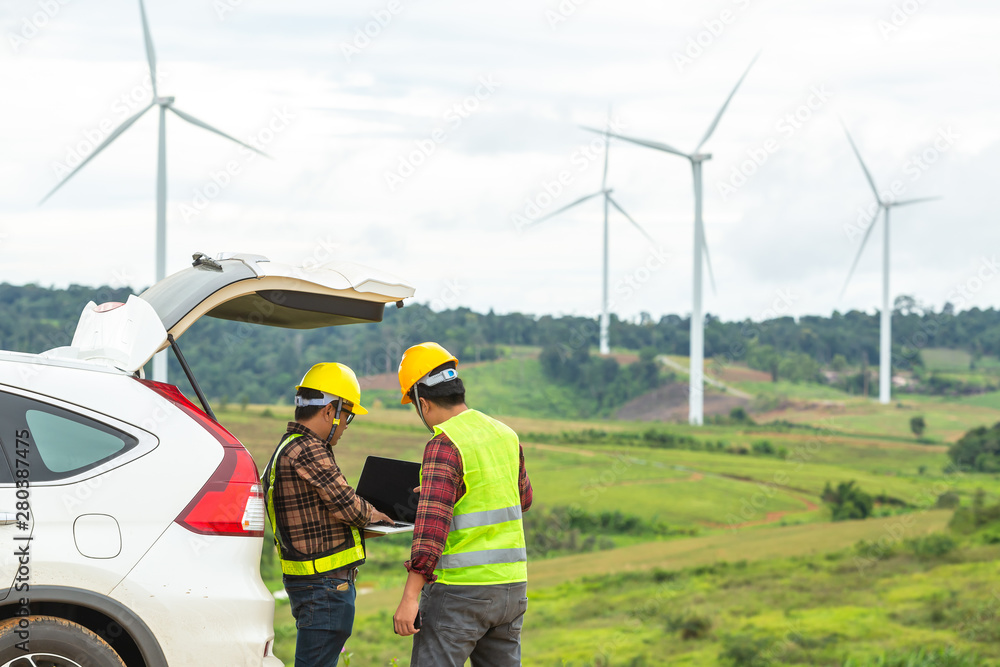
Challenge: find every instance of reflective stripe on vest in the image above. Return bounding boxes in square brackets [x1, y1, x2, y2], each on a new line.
[263, 432, 365, 576]
[438, 547, 527, 570]
[433, 409, 527, 586]
[450, 504, 522, 532]
[277, 530, 364, 576]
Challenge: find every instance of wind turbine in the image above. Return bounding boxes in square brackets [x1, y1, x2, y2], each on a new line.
[525, 110, 656, 355]
[839, 121, 940, 405]
[39, 0, 269, 382]
[582, 56, 757, 425]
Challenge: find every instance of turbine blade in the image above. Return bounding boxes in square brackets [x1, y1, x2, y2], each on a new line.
[892, 196, 942, 208]
[841, 120, 882, 203]
[582, 126, 690, 159]
[702, 237, 718, 296]
[606, 194, 655, 245]
[695, 51, 760, 153]
[840, 206, 881, 298]
[137, 0, 158, 97]
[40, 102, 155, 204]
[168, 107, 272, 158]
[524, 191, 604, 228]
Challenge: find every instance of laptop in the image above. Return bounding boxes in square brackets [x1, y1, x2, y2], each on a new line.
[356, 456, 422, 535]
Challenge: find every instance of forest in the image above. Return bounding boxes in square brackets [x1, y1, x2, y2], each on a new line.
[1, 283, 999, 404]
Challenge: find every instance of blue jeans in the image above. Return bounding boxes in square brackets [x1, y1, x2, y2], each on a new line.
[284, 575, 356, 667]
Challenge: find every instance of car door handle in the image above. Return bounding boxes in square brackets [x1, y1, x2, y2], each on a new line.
[0, 512, 17, 525]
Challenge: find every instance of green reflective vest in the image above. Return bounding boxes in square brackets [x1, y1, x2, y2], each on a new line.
[262, 432, 366, 577]
[433, 409, 527, 585]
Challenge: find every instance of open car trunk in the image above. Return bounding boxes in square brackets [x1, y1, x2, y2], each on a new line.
[52, 253, 415, 380]
[140, 252, 415, 346]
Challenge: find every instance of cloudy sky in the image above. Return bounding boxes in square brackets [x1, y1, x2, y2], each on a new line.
[1, 0, 997, 323]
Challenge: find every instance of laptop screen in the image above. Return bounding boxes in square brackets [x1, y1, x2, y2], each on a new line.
[356, 456, 422, 523]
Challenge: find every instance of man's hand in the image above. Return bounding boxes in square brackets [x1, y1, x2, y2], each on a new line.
[393, 594, 420, 636]
[394, 570, 427, 636]
[370, 510, 395, 526]
[413, 485, 421, 494]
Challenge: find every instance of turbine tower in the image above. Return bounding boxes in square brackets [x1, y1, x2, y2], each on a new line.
[839, 121, 941, 405]
[583, 56, 757, 425]
[40, 0, 270, 382]
[526, 110, 656, 355]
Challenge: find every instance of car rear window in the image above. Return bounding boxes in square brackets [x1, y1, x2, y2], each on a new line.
[0, 393, 138, 482]
[25, 410, 128, 474]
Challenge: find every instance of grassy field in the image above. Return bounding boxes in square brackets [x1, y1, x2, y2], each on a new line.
[954, 391, 1000, 413]
[519, 543, 1000, 665]
[216, 350, 1000, 666]
[334, 512, 976, 665]
[922, 348, 975, 372]
[365, 357, 588, 419]
[757, 393, 1000, 444]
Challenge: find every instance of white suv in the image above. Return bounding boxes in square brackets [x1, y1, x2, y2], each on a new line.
[0, 253, 413, 666]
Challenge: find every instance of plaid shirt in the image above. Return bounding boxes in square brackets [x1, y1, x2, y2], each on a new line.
[405, 429, 533, 582]
[269, 422, 374, 560]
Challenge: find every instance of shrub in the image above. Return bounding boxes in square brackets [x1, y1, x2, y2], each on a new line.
[935, 491, 960, 509]
[823, 481, 874, 521]
[664, 611, 713, 640]
[842, 646, 981, 666]
[904, 534, 957, 560]
[949, 489, 1000, 534]
[855, 539, 896, 562]
[949, 423, 1000, 472]
[652, 568, 681, 583]
[729, 407, 754, 424]
[523, 506, 688, 558]
[719, 634, 773, 666]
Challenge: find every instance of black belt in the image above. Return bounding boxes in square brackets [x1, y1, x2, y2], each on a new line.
[284, 566, 358, 583]
[328, 567, 359, 583]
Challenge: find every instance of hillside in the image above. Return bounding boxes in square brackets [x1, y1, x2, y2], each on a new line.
[228, 400, 1000, 666]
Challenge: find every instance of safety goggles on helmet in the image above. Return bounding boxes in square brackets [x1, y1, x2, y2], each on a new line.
[418, 367, 458, 388]
[294, 393, 356, 425]
[294, 391, 340, 408]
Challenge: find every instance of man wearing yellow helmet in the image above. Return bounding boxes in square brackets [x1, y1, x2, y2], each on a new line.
[262, 362, 394, 667]
[392, 343, 533, 666]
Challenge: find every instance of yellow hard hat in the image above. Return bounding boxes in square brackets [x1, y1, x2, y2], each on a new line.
[398, 342, 459, 404]
[295, 362, 368, 415]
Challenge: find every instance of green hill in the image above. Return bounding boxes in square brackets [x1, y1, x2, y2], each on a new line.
[229, 406, 1000, 666]
[367, 356, 589, 419]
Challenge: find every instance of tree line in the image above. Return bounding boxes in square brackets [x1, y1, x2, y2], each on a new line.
[1, 283, 999, 404]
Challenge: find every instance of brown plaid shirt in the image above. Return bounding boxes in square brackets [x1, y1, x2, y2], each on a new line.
[270, 422, 374, 559]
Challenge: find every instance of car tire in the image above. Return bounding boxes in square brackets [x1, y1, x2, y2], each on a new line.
[0, 615, 126, 667]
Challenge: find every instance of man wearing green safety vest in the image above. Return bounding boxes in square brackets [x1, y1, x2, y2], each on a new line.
[392, 342, 533, 666]
[263, 362, 394, 666]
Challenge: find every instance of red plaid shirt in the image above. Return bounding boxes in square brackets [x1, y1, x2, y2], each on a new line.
[405, 427, 532, 582]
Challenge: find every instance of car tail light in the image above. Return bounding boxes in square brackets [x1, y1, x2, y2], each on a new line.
[138, 379, 265, 537]
[94, 301, 125, 313]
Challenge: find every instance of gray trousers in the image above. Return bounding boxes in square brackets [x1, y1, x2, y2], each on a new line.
[411, 581, 528, 667]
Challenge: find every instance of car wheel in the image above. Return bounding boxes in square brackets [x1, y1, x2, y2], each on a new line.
[0, 616, 126, 667]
